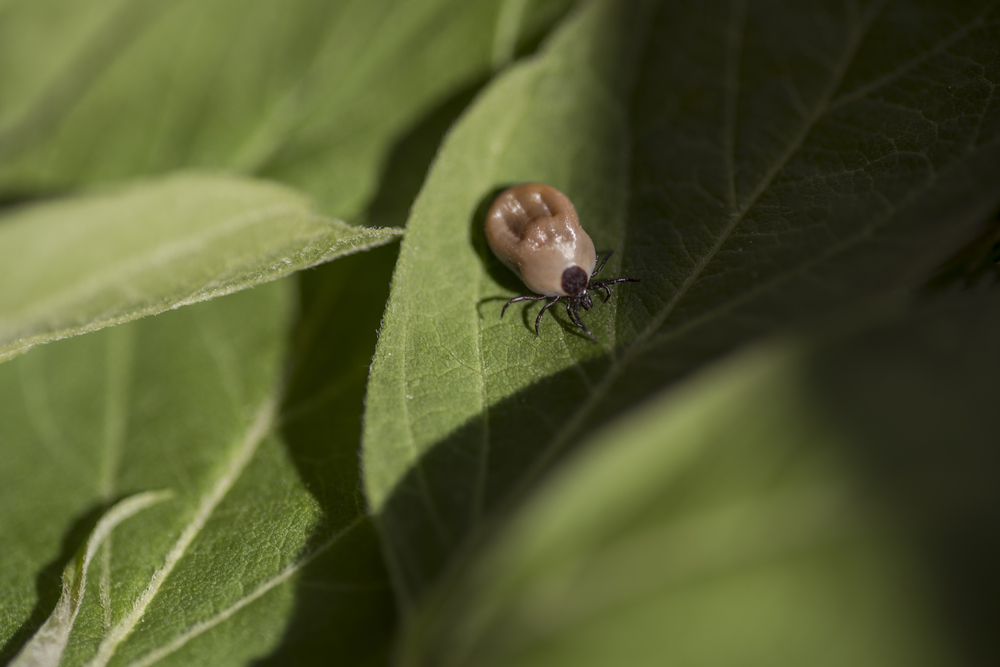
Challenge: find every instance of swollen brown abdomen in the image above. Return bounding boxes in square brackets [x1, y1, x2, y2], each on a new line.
[485, 183, 596, 296]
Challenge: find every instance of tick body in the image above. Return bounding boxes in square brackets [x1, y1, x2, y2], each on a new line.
[485, 183, 639, 343]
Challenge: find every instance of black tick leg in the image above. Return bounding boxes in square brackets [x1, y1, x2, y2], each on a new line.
[501, 294, 547, 319]
[535, 297, 561, 336]
[593, 250, 613, 277]
[567, 299, 598, 343]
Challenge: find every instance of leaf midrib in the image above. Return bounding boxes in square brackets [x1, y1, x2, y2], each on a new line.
[82, 393, 279, 667]
[119, 516, 367, 667]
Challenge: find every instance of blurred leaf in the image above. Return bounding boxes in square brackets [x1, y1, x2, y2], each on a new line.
[0, 172, 400, 364]
[0, 0, 575, 218]
[397, 291, 1000, 667]
[0, 277, 396, 666]
[925, 214, 1000, 291]
[361, 0, 1000, 605]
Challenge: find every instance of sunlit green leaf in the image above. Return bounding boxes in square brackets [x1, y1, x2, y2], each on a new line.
[398, 292, 1000, 667]
[10, 491, 172, 667]
[0, 274, 396, 666]
[0, 172, 399, 364]
[361, 0, 1000, 604]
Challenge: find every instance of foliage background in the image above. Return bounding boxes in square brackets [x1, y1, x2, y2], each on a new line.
[0, 0, 998, 665]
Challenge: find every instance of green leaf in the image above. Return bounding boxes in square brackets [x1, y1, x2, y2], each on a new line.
[259, 242, 402, 667]
[0, 172, 400, 364]
[925, 215, 1000, 290]
[0, 270, 397, 666]
[10, 491, 172, 667]
[0, 0, 574, 218]
[361, 0, 1000, 604]
[397, 291, 1000, 667]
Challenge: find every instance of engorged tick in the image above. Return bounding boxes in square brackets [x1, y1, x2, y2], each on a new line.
[484, 183, 639, 343]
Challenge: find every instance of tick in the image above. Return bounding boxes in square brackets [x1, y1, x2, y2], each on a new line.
[485, 183, 639, 343]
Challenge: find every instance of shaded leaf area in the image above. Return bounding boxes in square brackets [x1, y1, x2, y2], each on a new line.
[925, 212, 1000, 291]
[260, 242, 402, 667]
[609, 0, 1000, 422]
[361, 0, 1000, 605]
[0, 0, 575, 218]
[0, 277, 395, 667]
[0, 172, 400, 364]
[397, 292, 1000, 667]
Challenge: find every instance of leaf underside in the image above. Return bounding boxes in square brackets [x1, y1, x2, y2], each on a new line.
[0, 266, 400, 666]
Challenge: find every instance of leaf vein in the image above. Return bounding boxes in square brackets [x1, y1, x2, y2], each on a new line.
[121, 516, 366, 667]
[828, 2, 997, 112]
[83, 393, 280, 667]
[723, 0, 748, 212]
[10, 203, 305, 327]
[515, 0, 882, 493]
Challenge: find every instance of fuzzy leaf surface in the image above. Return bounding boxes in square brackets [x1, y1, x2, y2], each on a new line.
[361, 0, 1000, 603]
[0, 173, 399, 363]
[10, 491, 172, 667]
[0, 269, 398, 666]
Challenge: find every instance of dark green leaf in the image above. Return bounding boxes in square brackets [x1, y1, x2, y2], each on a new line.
[361, 0, 1000, 604]
[10, 491, 172, 667]
[925, 214, 1000, 290]
[398, 291, 1000, 667]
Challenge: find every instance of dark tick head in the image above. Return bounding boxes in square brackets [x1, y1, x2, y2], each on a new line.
[561, 265, 589, 296]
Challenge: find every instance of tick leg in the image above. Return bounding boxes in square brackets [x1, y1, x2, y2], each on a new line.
[501, 294, 547, 319]
[568, 300, 598, 343]
[591, 277, 641, 290]
[535, 297, 561, 336]
[598, 284, 612, 302]
[593, 250, 613, 277]
[564, 299, 577, 323]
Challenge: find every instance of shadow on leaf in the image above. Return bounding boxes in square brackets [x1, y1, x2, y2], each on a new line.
[256, 244, 401, 667]
[0, 501, 110, 663]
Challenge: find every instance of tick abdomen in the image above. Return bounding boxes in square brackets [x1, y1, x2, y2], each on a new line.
[485, 183, 597, 297]
[486, 183, 640, 343]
